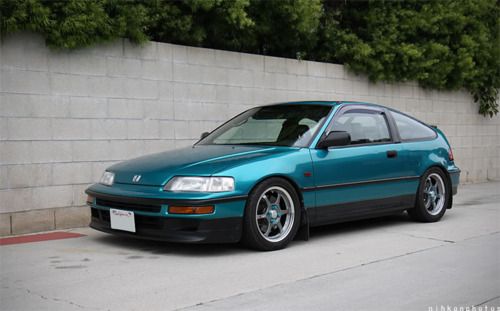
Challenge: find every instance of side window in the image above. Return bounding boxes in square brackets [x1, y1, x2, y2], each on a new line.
[391, 111, 436, 141]
[334, 111, 391, 145]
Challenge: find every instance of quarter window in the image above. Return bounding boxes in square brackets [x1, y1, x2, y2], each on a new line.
[391, 111, 436, 141]
[333, 111, 391, 145]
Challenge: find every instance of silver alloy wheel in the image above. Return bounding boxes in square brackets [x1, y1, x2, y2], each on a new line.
[255, 186, 295, 243]
[423, 173, 446, 216]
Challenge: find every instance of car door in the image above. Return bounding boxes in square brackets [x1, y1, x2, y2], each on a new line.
[308, 105, 418, 225]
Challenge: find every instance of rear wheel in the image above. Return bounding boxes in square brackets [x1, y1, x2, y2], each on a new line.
[242, 178, 300, 251]
[408, 168, 451, 222]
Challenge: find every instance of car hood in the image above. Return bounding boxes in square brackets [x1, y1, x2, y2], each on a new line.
[108, 145, 294, 186]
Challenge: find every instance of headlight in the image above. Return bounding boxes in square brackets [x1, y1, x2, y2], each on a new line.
[164, 177, 234, 192]
[100, 171, 115, 186]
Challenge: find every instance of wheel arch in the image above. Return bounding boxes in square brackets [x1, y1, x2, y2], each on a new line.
[249, 174, 305, 209]
[423, 164, 452, 186]
[246, 174, 309, 232]
[421, 164, 453, 209]
[242, 174, 308, 249]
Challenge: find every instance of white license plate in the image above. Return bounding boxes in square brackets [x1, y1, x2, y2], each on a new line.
[110, 209, 136, 233]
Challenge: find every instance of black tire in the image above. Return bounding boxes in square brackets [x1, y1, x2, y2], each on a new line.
[242, 178, 301, 251]
[408, 167, 451, 222]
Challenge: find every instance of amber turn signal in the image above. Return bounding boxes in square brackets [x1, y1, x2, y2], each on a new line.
[168, 206, 215, 214]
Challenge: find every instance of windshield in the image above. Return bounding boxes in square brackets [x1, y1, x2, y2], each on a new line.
[197, 104, 332, 147]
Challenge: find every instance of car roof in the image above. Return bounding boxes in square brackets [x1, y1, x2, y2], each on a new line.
[271, 100, 386, 108]
[270, 101, 435, 128]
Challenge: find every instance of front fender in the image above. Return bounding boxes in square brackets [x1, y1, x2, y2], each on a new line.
[215, 148, 314, 196]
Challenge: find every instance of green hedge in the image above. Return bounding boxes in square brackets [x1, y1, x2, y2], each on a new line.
[1, 0, 498, 116]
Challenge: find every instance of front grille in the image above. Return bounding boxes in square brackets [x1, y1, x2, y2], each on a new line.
[95, 198, 161, 213]
[136, 214, 165, 230]
[91, 208, 99, 218]
[91, 208, 199, 232]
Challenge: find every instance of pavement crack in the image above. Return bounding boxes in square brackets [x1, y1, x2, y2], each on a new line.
[176, 232, 500, 311]
[463, 231, 500, 242]
[388, 230, 500, 244]
[475, 294, 500, 306]
[13, 285, 101, 310]
[391, 232, 456, 243]
[175, 244, 448, 311]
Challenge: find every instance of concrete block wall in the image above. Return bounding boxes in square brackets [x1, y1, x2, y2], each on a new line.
[1, 32, 499, 236]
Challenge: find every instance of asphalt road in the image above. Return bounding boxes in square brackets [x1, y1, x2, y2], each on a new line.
[1, 182, 499, 311]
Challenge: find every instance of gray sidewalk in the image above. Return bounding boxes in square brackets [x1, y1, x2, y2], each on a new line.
[1, 182, 499, 311]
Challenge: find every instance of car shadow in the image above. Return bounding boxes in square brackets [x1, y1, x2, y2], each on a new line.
[89, 212, 415, 256]
[309, 212, 412, 239]
[91, 234, 253, 257]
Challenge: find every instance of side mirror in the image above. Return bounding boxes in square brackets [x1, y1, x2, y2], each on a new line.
[200, 132, 210, 140]
[317, 131, 351, 149]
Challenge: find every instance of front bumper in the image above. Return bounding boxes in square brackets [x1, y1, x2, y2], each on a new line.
[85, 186, 246, 244]
[90, 207, 242, 243]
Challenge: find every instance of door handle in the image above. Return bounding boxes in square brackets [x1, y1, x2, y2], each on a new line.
[386, 150, 398, 158]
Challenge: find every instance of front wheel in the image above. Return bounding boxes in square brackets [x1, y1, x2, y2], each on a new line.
[408, 168, 451, 222]
[242, 178, 301, 251]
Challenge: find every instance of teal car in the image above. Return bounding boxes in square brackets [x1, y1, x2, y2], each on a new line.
[86, 101, 460, 251]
